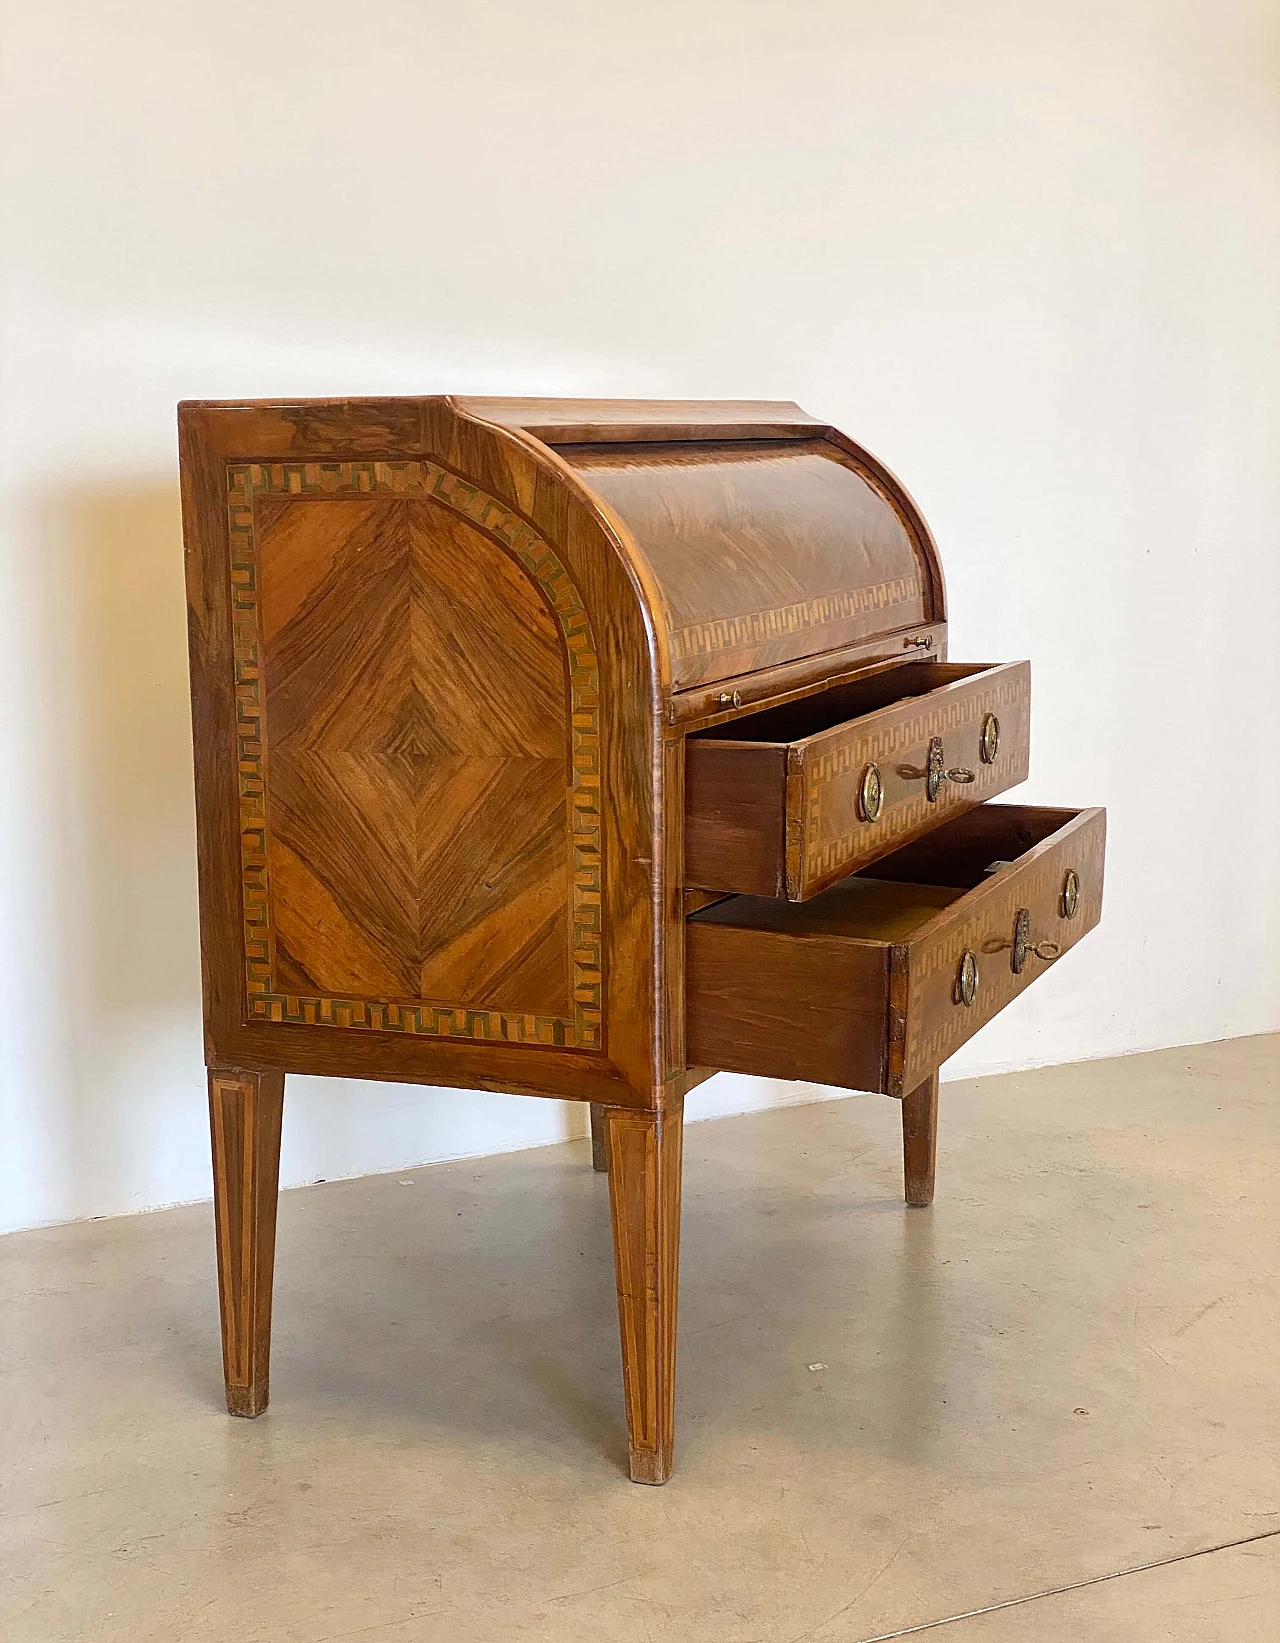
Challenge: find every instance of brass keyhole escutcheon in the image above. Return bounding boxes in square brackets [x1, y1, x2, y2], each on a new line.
[926, 736, 976, 802]
[1062, 869, 1080, 919]
[859, 762, 884, 823]
[1011, 908, 1061, 974]
[956, 949, 979, 1007]
[900, 739, 979, 802]
[980, 712, 1000, 764]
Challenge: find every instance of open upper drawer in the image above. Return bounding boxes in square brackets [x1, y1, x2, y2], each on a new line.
[685, 661, 1030, 900]
[686, 803, 1104, 1096]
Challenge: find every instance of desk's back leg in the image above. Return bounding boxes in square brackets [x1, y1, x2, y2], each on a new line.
[589, 1103, 608, 1171]
[602, 1098, 684, 1483]
[208, 1067, 285, 1416]
[902, 1071, 939, 1207]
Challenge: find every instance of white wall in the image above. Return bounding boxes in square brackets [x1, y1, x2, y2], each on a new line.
[3, 1, 1278, 1234]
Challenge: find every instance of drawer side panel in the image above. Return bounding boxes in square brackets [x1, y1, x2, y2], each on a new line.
[684, 741, 789, 897]
[685, 924, 890, 1090]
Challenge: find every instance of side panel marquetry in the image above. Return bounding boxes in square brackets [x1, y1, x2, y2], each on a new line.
[227, 460, 604, 1049]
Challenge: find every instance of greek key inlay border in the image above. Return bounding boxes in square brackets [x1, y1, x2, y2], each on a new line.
[226, 459, 603, 1049]
[669, 575, 922, 663]
[902, 815, 1105, 1083]
[803, 668, 1030, 889]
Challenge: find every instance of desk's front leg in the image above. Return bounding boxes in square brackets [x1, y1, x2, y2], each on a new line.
[208, 1067, 285, 1416]
[602, 1098, 684, 1484]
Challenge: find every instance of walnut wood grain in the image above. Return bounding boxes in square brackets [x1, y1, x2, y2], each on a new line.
[685, 918, 892, 1088]
[208, 1068, 285, 1416]
[560, 440, 933, 689]
[602, 1098, 684, 1484]
[261, 493, 573, 1015]
[684, 741, 789, 898]
[902, 1073, 939, 1207]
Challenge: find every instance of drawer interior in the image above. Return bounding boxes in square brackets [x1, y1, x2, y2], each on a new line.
[689, 804, 1080, 943]
[689, 662, 1000, 746]
[855, 803, 1080, 889]
[686, 802, 1102, 1093]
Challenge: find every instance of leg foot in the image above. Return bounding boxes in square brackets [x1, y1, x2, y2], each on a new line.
[589, 1103, 608, 1172]
[208, 1067, 285, 1416]
[602, 1098, 684, 1484]
[902, 1071, 938, 1207]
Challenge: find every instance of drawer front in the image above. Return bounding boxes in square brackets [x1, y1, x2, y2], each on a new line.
[795, 661, 1030, 899]
[685, 661, 1031, 901]
[892, 807, 1105, 1093]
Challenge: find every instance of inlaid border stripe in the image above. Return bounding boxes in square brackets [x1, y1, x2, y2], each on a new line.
[226, 460, 604, 1049]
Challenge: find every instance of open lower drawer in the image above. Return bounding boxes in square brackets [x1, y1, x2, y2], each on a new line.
[685, 803, 1104, 1096]
[685, 660, 1031, 900]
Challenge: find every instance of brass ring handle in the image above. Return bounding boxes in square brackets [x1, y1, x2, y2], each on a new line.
[1061, 868, 1080, 919]
[955, 949, 979, 1007]
[1028, 940, 1061, 961]
[858, 762, 884, 823]
[897, 763, 975, 782]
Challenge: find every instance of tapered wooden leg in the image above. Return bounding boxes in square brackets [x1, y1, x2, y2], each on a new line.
[208, 1067, 285, 1416]
[602, 1098, 684, 1484]
[901, 1071, 939, 1207]
[589, 1103, 608, 1172]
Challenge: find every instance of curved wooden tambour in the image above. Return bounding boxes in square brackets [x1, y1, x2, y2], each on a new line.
[467, 398, 946, 695]
[181, 395, 944, 1108]
[560, 441, 929, 689]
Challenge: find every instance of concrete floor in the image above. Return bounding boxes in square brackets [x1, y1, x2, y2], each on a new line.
[2, 1037, 1278, 1642]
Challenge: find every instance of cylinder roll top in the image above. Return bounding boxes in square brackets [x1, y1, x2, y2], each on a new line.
[463, 398, 941, 693]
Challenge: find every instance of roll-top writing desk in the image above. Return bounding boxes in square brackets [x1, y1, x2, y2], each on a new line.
[180, 396, 1104, 1483]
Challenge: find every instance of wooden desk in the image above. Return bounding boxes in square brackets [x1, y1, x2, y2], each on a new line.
[179, 396, 1104, 1483]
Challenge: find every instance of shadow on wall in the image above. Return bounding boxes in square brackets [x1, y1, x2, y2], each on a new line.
[27, 478, 207, 1221]
[54, 482, 200, 1017]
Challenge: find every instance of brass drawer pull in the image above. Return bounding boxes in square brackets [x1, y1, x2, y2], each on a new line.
[899, 736, 977, 802]
[716, 690, 742, 709]
[1061, 869, 1080, 919]
[903, 634, 934, 650]
[980, 712, 1000, 764]
[858, 762, 884, 823]
[955, 949, 979, 1007]
[1011, 908, 1060, 974]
